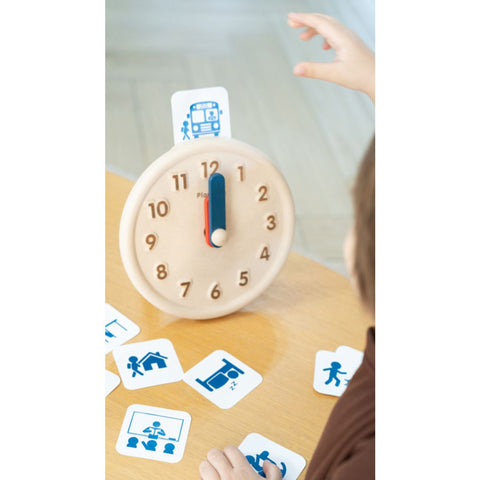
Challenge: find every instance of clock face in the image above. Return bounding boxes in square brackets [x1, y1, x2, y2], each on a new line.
[119, 137, 295, 319]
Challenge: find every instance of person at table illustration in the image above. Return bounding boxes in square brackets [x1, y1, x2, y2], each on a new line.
[323, 361, 347, 387]
[143, 420, 165, 439]
[198, 12, 375, 480]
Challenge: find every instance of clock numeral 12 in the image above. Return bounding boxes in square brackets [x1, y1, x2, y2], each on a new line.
[201, 160, 219, 178]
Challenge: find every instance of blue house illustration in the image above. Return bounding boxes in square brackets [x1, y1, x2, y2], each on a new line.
[138, 352, 168, 371]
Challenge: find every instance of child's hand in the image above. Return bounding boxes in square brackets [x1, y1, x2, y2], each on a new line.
[198, 446, 283, 480]
[288, 12, 375, 102]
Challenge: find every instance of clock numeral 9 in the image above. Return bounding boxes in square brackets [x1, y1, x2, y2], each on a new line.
[148, 200, 169, 219]
[172, 173, 188, 191]
[209, 283, 221, 300]
[238, 270, 249, 287]
[260, 246, 271, 261]
[265, 215, 277, 230]
[156, 264, 168, 280]
[257, 185, 268, 202]
[145, 233, 157, 250]
[201, 160, 219, 178]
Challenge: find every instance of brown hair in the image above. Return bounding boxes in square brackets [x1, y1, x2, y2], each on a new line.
[352, 137, 375, 314]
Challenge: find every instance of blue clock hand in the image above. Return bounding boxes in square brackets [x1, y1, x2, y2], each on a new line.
[208, 173, 227, 247]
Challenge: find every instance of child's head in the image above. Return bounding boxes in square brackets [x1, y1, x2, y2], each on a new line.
[344, 138, 375, 315]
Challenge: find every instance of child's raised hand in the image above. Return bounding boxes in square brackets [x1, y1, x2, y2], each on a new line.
[198, 446, 283, 480]
[288, 12, 375, 102]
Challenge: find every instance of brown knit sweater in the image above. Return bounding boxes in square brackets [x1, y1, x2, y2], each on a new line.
[305, 327, 375, 480]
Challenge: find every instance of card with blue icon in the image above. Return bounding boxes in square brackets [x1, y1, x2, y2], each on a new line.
[183, 350, 262, 409]
[171, 86, 231, 145]
[239, 433, 306, 480]
[105, 370, 120, 396]
[105, 303, 140, 354]
[313, 345, 364, 397]
[113, 338, 184, 390]
[116, 404, 191, 463]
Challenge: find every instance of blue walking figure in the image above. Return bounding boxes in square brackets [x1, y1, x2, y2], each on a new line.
[127, 355, 144, 377]
[181, 120, 190, 140]
[323, 361, 347, 387]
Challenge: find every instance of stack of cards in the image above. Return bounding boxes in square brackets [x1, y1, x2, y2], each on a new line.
[313, 345, 364, 397]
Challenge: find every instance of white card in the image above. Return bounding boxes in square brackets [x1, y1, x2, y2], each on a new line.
[171, 86, 231, 144]
[105, 370, 121, 396]
[239, 433, 306, 480]
[183, 350, 262, 409]
[116, 404, 191, 463]
[113, 338, 184, 390]
[105, 303, 140, 354]
[313, 345, 364, 397]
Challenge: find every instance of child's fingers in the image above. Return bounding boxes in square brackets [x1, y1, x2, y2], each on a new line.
[323, 39, 332, 50]
[223, 445, 249, 468]
[199, 460, 221, 480]
[293, 61, 339, 83]
[263, 460, 283, 480]
[288, 12, 337, 40]
[299, 27, 319, 41]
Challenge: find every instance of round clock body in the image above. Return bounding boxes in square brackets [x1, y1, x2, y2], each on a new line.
[119, 137, 295, 319]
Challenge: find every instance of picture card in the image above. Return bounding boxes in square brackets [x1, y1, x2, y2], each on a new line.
[105, 369, 121, 397]
[171, 86, 231, 144]
[105, 303, 140, 354]
[239, 432, 306, 480]
[183, 350, 262, 409]
[313, 345, 364, 397]
[113, 338, 184, 390]
[116, 404, 191, 463]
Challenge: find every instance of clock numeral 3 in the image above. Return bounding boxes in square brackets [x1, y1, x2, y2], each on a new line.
[265, 214, 277, 230]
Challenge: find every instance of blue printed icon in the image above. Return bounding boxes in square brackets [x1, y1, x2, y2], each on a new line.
[246, 451, 287, 478]
[105, 318, 128, 343]
[163, 443, 175, 454]
[126, 437, 138, 448]
[323, 361, 347, 387]
[183, 101, 222, 139]
[143, 421, 165, 439]
[142, 440, 157, 451]
[195, 358, 244, 392]
[127, 351, 168, 378]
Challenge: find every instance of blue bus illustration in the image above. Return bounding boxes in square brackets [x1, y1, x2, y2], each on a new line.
[187, 101, 222, 138]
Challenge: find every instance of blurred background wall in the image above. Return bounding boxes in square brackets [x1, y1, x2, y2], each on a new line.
[106, 0, 375, 275]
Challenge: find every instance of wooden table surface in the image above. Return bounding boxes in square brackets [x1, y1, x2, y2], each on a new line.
[106, 171, 372, 480]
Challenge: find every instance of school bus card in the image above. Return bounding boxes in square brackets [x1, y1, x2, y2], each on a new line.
[171, 86, 231, 144]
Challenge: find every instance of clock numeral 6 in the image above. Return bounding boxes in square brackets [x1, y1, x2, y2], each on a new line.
[156, 263, 168, 280]
[238, 270, 249, 287]
[148, 200, 169, 219]
[257, 185, 268, 202]
[172, 173, 188, 191]
[201, 160, 219, 178]
[209, 283, 222, 300]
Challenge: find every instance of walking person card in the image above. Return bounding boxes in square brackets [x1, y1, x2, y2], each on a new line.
[171, 86, 231, 144]
[113, 338, 184, 390]
[116, 404, 191, 463]
[313, 345, 364, 397]
[105, 303, 140, 354]
[239, 433, 306, 480]
[183, 350, 262, 409]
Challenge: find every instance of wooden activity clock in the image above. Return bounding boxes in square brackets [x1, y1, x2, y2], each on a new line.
[119, 137, 295, 319]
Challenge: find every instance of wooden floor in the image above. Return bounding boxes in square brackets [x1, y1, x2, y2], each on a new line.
[106, 0, 375, 276]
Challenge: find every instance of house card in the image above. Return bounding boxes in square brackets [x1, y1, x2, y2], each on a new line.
[171, 86, 231, 145]
[105, 303, 140, 354]
[238, 433, 306, 480]
[313, 345, 364, 397]
[183, 350, 262, 409]
[116, 404, 191, 463]
[113, 338, 184, 390]
[105, 370, 121, 397]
